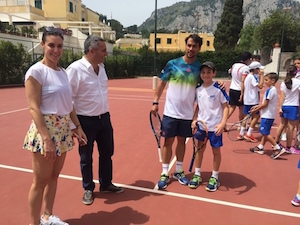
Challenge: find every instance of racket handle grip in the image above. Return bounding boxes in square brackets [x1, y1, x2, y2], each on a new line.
[158, 148, 162, 162]
[189, 158, 194, 172]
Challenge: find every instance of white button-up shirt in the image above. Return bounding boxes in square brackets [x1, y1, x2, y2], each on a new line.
[66, 56, 109, 116]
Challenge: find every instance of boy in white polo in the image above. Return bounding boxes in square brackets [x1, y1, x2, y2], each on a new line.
[238, 61, 263, 142]
[249, 73, 285, 159]
[188, 61, 229, 191]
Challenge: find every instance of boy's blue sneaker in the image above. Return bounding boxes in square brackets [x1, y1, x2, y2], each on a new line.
[188, 174, 202, 189]
[173, 170, 189, 185]
[206, 177, 220, 192]
[158, 174, 170, 189]
[291, 195, 300, 206]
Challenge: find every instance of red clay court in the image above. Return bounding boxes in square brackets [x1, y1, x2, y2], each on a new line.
[0, 78, 299, 225]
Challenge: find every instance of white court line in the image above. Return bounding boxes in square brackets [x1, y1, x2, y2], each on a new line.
[153, 137, 189, 190]
[0, 107, 27, 116]
[1, 163, 300, 218]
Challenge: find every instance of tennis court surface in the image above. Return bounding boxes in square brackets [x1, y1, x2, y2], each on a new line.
[0, 78, 299, 225]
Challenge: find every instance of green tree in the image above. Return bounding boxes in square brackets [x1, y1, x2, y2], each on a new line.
[126, 25, 138, 34]
[214, 0, 244, 51]
[0, 21, 11, 33]
[7, 24, 19, 35]
[109, 19, 123, 39]
[141, 29, 150, 38]
[253, 10, 300, 53]
[236, 23, 255, 52]
[59, 49, 83, 68]
[28, 26, 37, 37]
[21, 26, 29, 36]
[0, 41, 31, 85]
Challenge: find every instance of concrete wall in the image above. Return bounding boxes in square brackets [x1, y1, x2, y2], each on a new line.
[264, 46, 294, 78]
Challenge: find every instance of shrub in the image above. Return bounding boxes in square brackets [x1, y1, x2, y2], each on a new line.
[0, 40, 31, 85]
[59, 49, 83, 68]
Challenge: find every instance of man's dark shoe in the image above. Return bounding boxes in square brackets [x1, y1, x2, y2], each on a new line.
[82, 190, 94, 205]
[100, 184, 124, 193]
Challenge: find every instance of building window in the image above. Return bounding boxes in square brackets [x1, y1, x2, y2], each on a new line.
[17, 0, 26, 5]
[75, 4, 77, 12]
[207, 40, 210, 47]
[69, 2, 74, 13]
[34, 0, 42, 9]
[167, 38, 172, 44]
[156, 38, 161, 44]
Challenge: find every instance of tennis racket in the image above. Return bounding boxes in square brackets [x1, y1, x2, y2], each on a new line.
[150, 111, 163, 162]
[189, 120, 208, 172]
[227, 112, 251, 141]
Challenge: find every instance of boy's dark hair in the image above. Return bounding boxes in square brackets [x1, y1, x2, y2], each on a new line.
[265, 72, 279, 83]
[241, 52, 252, 62]
[284, 65, 297, 90]
[252, 54, 261, 61]
[185, 34, 203, 47]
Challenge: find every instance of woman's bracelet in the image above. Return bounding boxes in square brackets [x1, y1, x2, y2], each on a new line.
[76, 124, 82, 129]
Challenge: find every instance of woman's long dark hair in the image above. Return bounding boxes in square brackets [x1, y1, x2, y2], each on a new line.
[284, 65, 297, 90]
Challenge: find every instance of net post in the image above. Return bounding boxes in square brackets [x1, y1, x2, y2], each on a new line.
[152, 76, 158, 90]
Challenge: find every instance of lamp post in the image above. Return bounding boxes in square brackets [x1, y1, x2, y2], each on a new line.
[277, 6, 291, 75]
[153, 0, 158, 90]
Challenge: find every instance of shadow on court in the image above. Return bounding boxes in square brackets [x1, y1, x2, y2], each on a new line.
[185, 171, 256, 195]
[218, 171, 257, 195]
[66, 206, 149, 225]
[94, 180, 160, 204]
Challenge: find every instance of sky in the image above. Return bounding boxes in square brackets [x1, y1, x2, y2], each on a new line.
[81, 0, 188, 27]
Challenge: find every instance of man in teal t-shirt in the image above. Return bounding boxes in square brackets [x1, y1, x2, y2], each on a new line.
[151, 34, 203, 189]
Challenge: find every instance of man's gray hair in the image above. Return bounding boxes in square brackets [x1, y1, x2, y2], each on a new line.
[84, 35, 105, 54]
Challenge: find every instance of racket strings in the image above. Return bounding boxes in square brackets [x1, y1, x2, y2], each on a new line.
[150, 113, 162, 135]
[193, 138, 205, 151]
[193, 121, 208, 150]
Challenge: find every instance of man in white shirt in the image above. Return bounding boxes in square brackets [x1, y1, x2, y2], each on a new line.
[227, 52, 252, 125]
[67, 35, 124, 205]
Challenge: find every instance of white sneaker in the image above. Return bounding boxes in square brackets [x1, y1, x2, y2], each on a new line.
[40, 215, 69, 225]
[281, 133, 287, 141]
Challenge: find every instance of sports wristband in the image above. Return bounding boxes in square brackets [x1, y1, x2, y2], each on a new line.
[152, 102, 159, 105]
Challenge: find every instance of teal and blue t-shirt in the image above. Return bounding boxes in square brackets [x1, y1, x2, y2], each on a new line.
[159, 56, 201, 120]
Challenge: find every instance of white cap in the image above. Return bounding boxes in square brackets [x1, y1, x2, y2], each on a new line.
[249, 61, 265, 70]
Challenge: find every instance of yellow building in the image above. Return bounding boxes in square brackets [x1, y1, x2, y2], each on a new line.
[0, 0, 82, 23]
[0, 0, 115, 41]
[149, 31, 215, 52]
[84, 7, 99, 24]
[0, 0, 45, 21]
